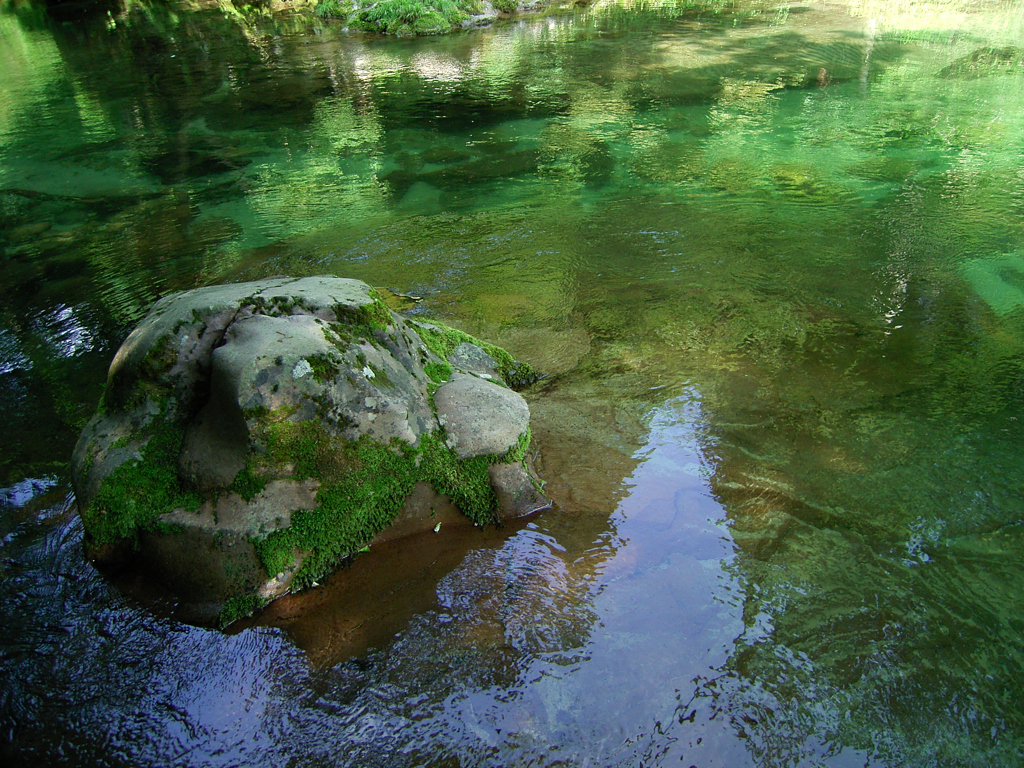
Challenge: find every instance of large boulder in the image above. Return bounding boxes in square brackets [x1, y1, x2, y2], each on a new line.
[72, 276, 550, 625]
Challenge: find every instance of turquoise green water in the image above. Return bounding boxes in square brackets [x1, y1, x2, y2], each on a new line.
[3, 1, 1024, 765]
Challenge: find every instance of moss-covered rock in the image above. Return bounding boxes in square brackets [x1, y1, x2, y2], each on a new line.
[71, 276, 548, 626]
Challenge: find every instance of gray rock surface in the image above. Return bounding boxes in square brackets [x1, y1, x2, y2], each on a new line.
[434, 373, 530, 459]
[447, 342, 501, 380]
[72, 276, 548, 625]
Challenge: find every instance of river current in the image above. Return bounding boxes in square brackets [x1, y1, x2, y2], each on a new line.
[2, 1, 1024, 765]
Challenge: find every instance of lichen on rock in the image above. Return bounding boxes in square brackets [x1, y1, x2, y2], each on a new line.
[71, 276, 549, 626]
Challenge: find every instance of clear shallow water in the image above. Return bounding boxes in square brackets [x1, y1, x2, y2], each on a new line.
[3, 0, 1024, 764]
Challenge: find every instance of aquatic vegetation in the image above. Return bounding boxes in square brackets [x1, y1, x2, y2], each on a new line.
[939, 46, 1024, 78]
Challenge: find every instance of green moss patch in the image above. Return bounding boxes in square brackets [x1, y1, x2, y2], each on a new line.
[411, 321, 539, 388]
[227, 464, 269, 501]
[243, 413, 529, 596]
[249, 421, 417, 585]
[365, 361, 393, 388]
[331, 291, 392, 332]
[220, 594, 269, 628]
[503, 427, 531, 464]
[305, 353, 341, 383]
[248, 288, 392, 338]
[105, 332, 177, 412]
[418, 431, 497, 522]
[424, 360, 453, 383]
[82, 419, 202, 546]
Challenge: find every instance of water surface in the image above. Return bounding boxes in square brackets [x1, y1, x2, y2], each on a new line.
[3, 1, 1024, 765]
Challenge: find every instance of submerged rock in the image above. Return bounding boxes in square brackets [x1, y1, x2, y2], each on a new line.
[71, 276, 549, 625]
[938, 47, 1024, 79]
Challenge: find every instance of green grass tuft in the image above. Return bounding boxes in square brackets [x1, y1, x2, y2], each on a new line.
[315, 0, 354, 18]
[350, 0, 469, 35]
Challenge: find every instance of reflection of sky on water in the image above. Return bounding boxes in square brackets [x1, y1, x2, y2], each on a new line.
[32, 304, 97, 359]
[0, 476, 58, 510]
[1, 390, 756, 767]
[398, 392, 751, 765]
[577, 393, 745, 760]
[0, 328, 30, 373]
[51, 390, 752, 766]
[0, 306, 98, 374]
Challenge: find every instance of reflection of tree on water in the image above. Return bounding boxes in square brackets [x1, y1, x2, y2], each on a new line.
[676, 294, 1024, 763]
[0, 0, 919, 487]
[683, 512, 1024, 764]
